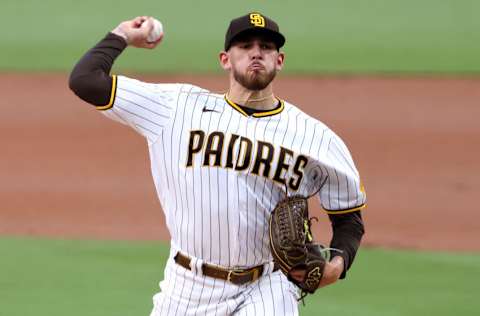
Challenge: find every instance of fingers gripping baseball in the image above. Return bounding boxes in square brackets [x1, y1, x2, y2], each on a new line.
[112, 16, 163, 49]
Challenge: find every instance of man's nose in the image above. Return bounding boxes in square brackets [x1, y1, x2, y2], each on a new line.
[249, 44, 262, 59]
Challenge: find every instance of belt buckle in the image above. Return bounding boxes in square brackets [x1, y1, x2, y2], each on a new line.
[227, 268, 260, 284]
[227, 269, 245, 283]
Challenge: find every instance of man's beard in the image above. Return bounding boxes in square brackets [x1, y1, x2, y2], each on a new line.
[233, 67, 277, 91]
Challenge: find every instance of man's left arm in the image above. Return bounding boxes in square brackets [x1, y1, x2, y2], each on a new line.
[319, 210, 365, 287]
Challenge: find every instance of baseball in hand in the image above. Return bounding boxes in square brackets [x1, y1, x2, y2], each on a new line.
[146, 18, 164, 43]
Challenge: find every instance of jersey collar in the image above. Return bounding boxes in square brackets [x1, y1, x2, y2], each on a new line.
[224, 95, 284, 118]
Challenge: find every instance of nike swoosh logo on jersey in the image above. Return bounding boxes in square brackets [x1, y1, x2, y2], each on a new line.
[202, 106, 220, 113]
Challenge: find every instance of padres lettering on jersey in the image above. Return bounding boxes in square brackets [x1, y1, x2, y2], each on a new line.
[98, 75, 366, 268]
[186, 130, 308, 191]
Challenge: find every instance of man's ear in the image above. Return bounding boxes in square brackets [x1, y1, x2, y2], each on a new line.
[276, 52, 285, 71]
[219, 51, 231, 70]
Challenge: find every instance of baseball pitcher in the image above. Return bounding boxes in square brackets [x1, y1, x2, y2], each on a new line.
[69, 12, 366, 315]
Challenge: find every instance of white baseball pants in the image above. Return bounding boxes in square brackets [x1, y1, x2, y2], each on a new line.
[149, 248, 299, 316]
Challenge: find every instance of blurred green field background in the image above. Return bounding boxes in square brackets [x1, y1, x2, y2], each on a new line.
[2, 0, 479, 73]
[1, 237, 478, 316]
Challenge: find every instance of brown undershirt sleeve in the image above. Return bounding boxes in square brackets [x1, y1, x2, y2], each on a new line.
[68, 32, 127, 106]
[328, 210, 365, 279]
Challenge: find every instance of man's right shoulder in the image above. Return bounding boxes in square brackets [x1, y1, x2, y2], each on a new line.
[118, 76, 209, 97]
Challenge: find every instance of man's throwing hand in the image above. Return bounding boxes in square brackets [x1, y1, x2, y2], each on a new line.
[112, 16, 163, 49]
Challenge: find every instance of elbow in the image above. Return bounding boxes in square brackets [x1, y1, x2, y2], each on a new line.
[68, 71, 82, 96]
[356, 212, 366, 238]
[68, 63, 89, 98]
[359, 211, 366, 236]
[67, 70, 111, 106]
[359, 223, 365, 239]
[68, 72, 96, 105]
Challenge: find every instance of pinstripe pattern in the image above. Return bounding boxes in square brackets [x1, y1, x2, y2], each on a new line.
[99, 75, 366, 315]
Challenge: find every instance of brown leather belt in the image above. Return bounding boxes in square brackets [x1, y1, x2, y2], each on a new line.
[174, 252, 275, 285]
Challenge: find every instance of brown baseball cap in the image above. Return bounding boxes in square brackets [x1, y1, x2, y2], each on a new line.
[224, 12, 286, 51]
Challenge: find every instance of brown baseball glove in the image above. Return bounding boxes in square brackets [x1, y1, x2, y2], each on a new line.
[269, 195, 329, 297]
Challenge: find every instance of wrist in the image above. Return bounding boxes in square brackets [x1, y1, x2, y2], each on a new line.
[318, 256, 344, 288]
[111, 28, 129, 43]
[331, 256, 345, 277]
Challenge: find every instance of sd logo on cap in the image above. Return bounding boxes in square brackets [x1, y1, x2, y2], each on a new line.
[249, 13, 265, 27]
[224, 12, 285, 51]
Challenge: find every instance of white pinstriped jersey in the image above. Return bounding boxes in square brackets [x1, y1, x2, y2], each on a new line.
[100, 75, 366, 268]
